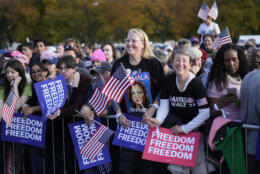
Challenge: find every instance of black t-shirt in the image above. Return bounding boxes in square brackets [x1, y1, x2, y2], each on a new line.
[112, 55, 164, 116]
[161, 73, 208, 124]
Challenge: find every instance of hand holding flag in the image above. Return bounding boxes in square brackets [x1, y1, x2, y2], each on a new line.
[101, 65, 134, 103]
[2, 89, 18, 127]
[88, 75, 110, 116]
[80, 124, 114, 160]
[212, 27, 232, 50]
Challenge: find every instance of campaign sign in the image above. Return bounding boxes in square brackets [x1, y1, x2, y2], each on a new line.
[142, 127, 200, 167]
[68, 118, 111, 170]
[34, 75, 68, 122]
[112, 114, 149, 152]
[1, 113, 46, 148]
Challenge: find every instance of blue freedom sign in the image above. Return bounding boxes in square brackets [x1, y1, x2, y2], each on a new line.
[112, 114, 149, 152]
[68, 118, 111, 170]
[34, 75, 68, 122]
[1, 113, 46, 148]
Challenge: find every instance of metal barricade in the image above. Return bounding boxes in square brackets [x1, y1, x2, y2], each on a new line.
[1, 117, 259, 174]
[0, 114, 116, 174]
[206, 123, 259, 174]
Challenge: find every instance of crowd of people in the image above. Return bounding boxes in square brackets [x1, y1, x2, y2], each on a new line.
[0, 16, 259, 174]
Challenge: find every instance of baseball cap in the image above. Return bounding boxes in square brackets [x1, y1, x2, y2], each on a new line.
[91, 62, 112, 74]
[189, 37, 200, 44]
[41, 50, 59, 65]
[153, 47, 167, 63]
[40, 50, 60, 61]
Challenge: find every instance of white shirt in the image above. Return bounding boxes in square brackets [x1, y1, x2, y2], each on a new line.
[197, 22, 220, 43]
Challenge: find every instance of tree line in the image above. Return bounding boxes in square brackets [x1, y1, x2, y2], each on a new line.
[0, 0, 259, 48]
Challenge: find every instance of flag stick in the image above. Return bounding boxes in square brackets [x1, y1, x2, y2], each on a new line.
[75, 110, 101, 125]
[120, 63, 150, 120]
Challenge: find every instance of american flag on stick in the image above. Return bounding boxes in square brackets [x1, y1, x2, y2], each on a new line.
[198, 2, 210, 21]
[80, 124, 114, 160]
[212, 27, 232, 50]
[208, 1, 218, 20]
[88, 75, 110, 116]
[2, 90, 17, 127]
[101, 65, 134, 103]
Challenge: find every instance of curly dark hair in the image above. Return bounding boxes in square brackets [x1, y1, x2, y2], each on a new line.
[3, 59, 27, 100]
[208, 44, 250, 91]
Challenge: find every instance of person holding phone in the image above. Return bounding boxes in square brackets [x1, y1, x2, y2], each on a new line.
[207, 44, 249, 121]
[0, 59, 32, 174]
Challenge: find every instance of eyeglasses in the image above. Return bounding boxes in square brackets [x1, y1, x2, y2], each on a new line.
[31, 69, 43, 75]
[178, 42, 187, 45]
[125, 39, 143, 44]
[64, 45, 77, 50]
[58, 66, 71, 72]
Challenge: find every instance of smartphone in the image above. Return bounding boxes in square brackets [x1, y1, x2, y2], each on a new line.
[227, 87, 237, 95]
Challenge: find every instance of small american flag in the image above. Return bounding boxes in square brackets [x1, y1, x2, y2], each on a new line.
[208, 1, 218, 20]
[2, 90, 17, 127]
[212, 27, 232, 50]
[198, 2, 210, 21]
[101, 65, 134, 103]
[196, 97, 208, 107]
[80, 124, 114, 160]
[89, 75, 110, 116]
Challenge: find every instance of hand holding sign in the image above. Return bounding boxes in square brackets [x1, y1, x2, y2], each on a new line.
[49, 110, 59, 120]
[142, 127, 200, 167]
[146, 117, 160, 128]
[80, 105, 96, 124]
[171, 125, 184, 135]
[118, 114, 130, 129]
[141, 105, 156, 123]
[34, 75, 68, 122]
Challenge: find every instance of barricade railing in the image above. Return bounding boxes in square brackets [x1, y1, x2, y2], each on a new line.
[206, 123, 259, 174]
[0, 116, 259, 174]
[0, 114, 116, 174]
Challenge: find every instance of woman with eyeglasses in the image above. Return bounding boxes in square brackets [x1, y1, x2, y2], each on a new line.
[147, 48, 210, 174]
[0, 59, 32, 174]
[82, 28, 164, 174]
[22, 62, 57, 174]
[113, 28, 164, 174]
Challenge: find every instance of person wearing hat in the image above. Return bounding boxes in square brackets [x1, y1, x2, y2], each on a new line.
[13, 51, 32, 84]
[165, 45, 174, 60]
[177, 38, 191, 49]
[190, 37, 200, 48]
[12, 51, 29, 70]
[189, 47, 209, 88]
[153, 47, 173, 76]
[40, 50, 59, 76]
[90, 49, 107, 67]
[91, 61, 112, 82]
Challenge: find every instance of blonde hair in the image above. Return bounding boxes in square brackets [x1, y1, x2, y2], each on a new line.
[124, 28, 154, 59]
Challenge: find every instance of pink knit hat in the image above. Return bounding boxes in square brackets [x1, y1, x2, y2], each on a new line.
[11, 51, 29, 65]
[40, 50, 60, 61]
[91, 49, 106, 62]
[10, 51, 22, 58]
